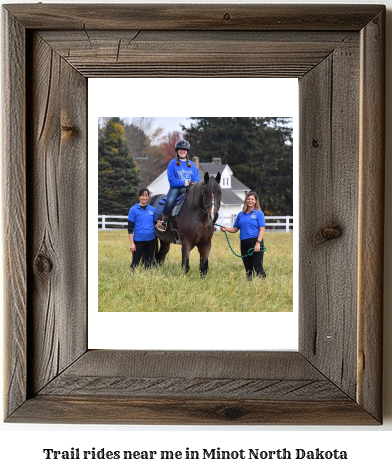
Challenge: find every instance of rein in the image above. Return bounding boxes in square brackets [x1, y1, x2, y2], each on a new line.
[214, 223, 267, 258]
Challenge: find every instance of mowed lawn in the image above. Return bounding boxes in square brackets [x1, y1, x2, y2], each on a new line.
[98, 230, 293, 312]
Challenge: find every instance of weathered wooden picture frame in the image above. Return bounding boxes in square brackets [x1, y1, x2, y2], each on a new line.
[3, 4, 385, 424]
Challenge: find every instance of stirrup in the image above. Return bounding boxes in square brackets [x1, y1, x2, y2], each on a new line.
[157, 218, 168, 232]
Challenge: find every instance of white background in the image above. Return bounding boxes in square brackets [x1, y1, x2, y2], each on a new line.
[1, 1, 391, 473]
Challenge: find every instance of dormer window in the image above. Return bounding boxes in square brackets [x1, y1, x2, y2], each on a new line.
[221, 176, 230, 188]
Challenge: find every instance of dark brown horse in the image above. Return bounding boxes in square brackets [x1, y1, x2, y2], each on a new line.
[149, 172, 221, 275]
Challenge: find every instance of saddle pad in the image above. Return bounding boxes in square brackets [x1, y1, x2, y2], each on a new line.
[158, 194, 185, 205]
[152, 193, 188, 217]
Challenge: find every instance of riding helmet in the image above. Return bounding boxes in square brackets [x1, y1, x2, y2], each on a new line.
[175, 139, 190, 151]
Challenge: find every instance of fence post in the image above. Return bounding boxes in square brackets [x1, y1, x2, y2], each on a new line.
[102, 215, 106, 230]
[286, 216, 289, 233]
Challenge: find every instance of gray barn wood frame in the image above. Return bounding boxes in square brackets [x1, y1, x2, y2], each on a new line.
[3, 4, 385, 424]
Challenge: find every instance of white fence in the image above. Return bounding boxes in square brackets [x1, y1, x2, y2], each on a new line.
[98, 215, 293, 232]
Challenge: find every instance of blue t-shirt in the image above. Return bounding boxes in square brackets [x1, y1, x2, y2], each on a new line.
[167, 158, 200, 188]
[128, 203, 157, 241]
[233, 209, 266, 240]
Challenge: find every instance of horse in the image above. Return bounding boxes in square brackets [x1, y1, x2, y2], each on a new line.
[149, 172, 221, 275]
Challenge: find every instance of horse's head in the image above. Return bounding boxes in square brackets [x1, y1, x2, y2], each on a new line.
[202, 172, 222, 223]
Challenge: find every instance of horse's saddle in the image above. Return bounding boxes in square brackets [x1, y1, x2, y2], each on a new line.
[150, 192, 190, 244]
[152, 192, 189, 218]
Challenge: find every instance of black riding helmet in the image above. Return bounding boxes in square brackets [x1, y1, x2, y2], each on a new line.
[175, 139, 190, 151]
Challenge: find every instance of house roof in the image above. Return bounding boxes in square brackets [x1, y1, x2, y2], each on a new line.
[221, 188, 244, 206]
[198, 163, 250, 190]
[231, 176, 250, 191]
[198, 163, 226, 176]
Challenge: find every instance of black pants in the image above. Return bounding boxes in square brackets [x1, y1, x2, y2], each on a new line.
[240, 238, 266, 279]
[130, 238, 156, 270]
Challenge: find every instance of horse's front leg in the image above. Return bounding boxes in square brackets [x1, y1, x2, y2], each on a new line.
[198, 241, 211, 277]
[181, 241, 191, 273]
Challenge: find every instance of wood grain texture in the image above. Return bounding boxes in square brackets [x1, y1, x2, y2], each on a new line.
[9, 396, 378, 425]
[58, 350, 326, 379]
[37, 351, 347, 400]
[2, 9, 27, 419]
[7, 350, 379, 424]
[4, 4, 384, 30]
[357, 9, 385, 422]
[27, 33, 87, 396]
[38, 30, 358, 78]
[298, 39, 360, 399]
[2, 4, 385, 425]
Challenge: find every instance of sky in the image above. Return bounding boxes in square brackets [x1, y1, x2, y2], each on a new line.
[123, 117, 194, 135]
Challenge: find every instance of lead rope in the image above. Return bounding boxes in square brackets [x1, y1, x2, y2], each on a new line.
[214, 223, 266, 258]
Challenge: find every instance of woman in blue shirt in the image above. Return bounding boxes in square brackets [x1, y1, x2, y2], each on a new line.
[157, 139, 200, 231]
[221, 192, 266, 280]
[128, 188, 157, 269]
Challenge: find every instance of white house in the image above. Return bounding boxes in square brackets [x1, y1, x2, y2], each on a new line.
[147, 157, 250, 226]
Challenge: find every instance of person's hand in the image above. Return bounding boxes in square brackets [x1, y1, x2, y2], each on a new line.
[254, 242, 260, 252]
[185, 181, 190, 186]
[221, 226, 227, 232]
[130, 243, 136, 253]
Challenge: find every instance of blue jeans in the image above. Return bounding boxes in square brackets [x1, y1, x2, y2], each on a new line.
[162, 186, 187, 216]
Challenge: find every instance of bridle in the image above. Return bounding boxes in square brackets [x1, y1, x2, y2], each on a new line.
[201, 183, 221, 214]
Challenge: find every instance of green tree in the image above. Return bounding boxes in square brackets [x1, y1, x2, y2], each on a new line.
[98, 118, 140, 215]
[183, 117, 293, 215]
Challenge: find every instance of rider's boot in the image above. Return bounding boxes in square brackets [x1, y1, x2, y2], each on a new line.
[157, 214, 168, 232]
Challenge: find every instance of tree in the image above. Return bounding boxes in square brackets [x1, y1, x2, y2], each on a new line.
[98, 118, 140, 215]
[182, 117, 293, 215]
[140, 127, 170, 186]
[123, 122, 151, 187]
[161, 130, 181, 163]
[123, 122, 168, 188]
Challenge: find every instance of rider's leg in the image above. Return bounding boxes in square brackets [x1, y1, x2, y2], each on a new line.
[158, 187, 182, 230]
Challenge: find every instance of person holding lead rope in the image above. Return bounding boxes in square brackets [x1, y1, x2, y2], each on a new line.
[221, 191, 266, 281]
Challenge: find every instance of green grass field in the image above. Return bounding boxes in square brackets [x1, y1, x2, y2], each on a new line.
[98, 230, 293, 312]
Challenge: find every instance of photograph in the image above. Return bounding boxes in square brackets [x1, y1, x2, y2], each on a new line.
[97, 115, 294, 313]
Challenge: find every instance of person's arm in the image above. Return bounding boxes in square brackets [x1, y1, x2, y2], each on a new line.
[129, 231, 136, 253]
[220, 226, 239, 233]
[128, 220, 136, 252]
[167, 160, 186, 187]
[254, 227, 265, 252]
[254, 211, 266, 252]
[127, 208, 136, 252]
[222, 213, 240, 233]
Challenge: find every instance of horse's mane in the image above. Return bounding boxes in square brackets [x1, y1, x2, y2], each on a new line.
[186, 176, 220, 209]
[186, 180, 204, 208]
